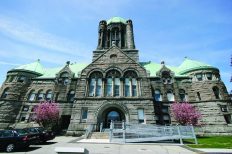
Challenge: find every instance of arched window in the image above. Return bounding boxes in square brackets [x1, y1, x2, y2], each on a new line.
[179, 89, 186, 102]
[167, 90, 174, 101]
[37, 90, 44, 101]
[124, 71, 138, 97]
[67, 90, 75, 102]
[1, 88, 9, 98]
[17, 75, 26, 82]
[161, 71, 172, 84]
[213, 86, 221, 99]
[60, 72, 69, 85]
[60, 72, 69, 78]
[46, 90, 53, 101]
[206, 73, 212, 80]
[28, 90, 36, 101]
[154, 89, 162, 101]
[196, 73, 203, 81]
[111, 27, 119, 46]
[88, 71, 103, 97]
[106, 70, 121, 97]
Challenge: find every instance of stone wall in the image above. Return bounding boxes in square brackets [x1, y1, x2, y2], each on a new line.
[0, 100, 22, 129]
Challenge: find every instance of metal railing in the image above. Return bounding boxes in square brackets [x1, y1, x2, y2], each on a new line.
[85, 124, 94, 139]
[109, 121, 198, 144]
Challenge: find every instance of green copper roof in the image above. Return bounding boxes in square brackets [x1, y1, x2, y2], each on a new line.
[140, 62, 183, 77]
[140, 62, 162, 76]
[107, 17, 127, 25]
[178, 58, 218, 74]
[11, 59, 44, 74]
[38, 63, 88, 78]
[69, 63, 88, 77]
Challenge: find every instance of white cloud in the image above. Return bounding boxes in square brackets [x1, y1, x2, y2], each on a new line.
[0, 61, 21, 66]
[0, 15, 91, 58]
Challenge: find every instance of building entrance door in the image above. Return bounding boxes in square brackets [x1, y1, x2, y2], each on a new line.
[102, 108, 125, 128]
[106, 111, 121, 128]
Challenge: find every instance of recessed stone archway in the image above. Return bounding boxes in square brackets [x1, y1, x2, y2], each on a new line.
[94, 101, 129, 129]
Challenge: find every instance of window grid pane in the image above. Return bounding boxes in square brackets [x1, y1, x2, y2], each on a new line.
[96, 79, 102, 96]
[114, 78, 120, 96]
[125, 78, 130, 97]
[132, 78, 137, 97]
[106, 78, 112, 96]
[89, 79, 95, 96]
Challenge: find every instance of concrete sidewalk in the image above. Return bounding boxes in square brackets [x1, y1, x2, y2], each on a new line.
[196, 148, 232, 153]
[2, 136, 231, 154]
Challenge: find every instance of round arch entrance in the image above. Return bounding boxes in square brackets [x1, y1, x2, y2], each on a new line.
[100, 107, 126, 128]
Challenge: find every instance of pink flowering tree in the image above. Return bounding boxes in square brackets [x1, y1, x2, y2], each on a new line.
[34, 101, 60, 130]
[170, 102, 201, 126]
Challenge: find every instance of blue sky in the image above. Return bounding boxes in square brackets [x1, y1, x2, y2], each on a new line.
[0, 0, 231, 92]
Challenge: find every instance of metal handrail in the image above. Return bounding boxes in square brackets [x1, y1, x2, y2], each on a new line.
[85, 124, 94, 139]
[109, 122, 198, 144]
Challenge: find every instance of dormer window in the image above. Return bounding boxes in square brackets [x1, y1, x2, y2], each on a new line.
[60, 72, 70, 85]
[161, 71, 172, 84]
[17, 76, 26, 82]
[206, 73, 212, 80]
[196, 73, 202, 81]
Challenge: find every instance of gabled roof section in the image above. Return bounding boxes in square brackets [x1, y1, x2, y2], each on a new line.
[69, 63, 88, 77]
[140, 62, 182, 77]
[178, 58, 218, 74]
[10, 59, 44, 75]
[38, 63, 88, 79]
[140, 62, 161, 76]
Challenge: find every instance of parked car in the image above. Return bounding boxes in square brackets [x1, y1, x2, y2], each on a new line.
[24, 127, 55, 143]
[0, 129, 39, 152]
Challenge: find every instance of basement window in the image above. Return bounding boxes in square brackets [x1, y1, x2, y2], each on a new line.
[81, 108, 88, 122]
[224, 114, 232, 124]
[138, 109, 145, 124]
[221, 105, 228, 112]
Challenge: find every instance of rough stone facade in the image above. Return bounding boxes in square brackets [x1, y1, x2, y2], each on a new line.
[0, 17, 231, 135]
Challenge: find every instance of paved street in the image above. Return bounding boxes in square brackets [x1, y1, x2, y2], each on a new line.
[1, 136, 201, 154]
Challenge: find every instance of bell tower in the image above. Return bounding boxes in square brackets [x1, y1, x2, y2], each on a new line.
[93, 17, 138, 62]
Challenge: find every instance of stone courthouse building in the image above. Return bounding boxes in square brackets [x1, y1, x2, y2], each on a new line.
[0, 17, 231, 135]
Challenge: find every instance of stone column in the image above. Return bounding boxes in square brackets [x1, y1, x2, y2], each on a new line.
[126, 20, 135, 49]
[102, 78, 105, 97]
[120, 78, 124, 97]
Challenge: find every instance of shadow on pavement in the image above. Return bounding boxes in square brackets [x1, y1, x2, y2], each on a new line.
[16, 146, 41, 152]
[38, 141, 57, 145]
[84, 149, 89, 154]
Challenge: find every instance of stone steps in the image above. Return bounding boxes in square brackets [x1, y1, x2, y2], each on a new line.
[90, 132, 109, 139]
